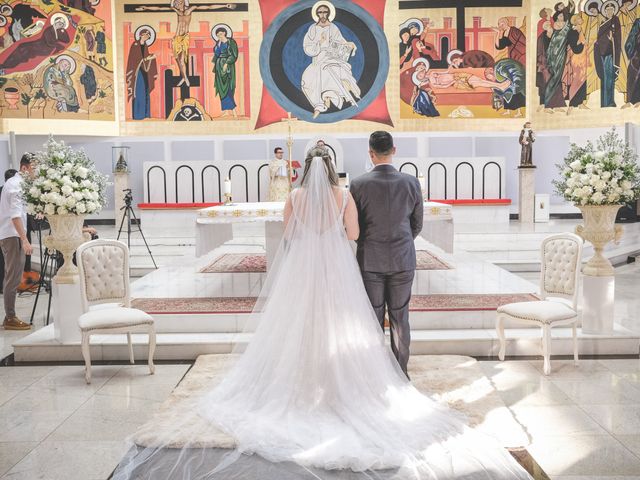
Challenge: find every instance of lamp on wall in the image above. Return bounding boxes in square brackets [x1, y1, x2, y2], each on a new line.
[112, 146, 130, 173]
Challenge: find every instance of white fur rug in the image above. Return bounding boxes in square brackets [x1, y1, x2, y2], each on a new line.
[133, 355, 529, 449]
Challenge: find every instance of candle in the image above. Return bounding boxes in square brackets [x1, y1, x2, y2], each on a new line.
[418, 173, 426, 193]
[224, 178, 232, 196]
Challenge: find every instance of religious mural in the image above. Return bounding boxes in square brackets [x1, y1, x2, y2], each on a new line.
[0, 0, 115, 120]
[255, 0, 392, 128]
[399, 1, 527, 120]
[535, 0, 640, 113]
[121, 1, 248, 122]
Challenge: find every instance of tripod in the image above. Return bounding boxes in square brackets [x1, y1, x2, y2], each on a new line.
[117, 189, 157, 269]
[29, 220, 60, 326]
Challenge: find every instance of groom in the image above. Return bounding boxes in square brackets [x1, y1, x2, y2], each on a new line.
[350, 131, 423, 378]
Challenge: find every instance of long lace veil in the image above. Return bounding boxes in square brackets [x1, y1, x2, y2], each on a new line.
[112, 157, 533, 480]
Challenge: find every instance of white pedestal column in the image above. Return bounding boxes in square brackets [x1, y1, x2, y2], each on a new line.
[52, 279, 83, 343]
[518, 166, 536, 224]
[114, 172, 130, 233]
[265, 221, 284, 269]
[582, 275, 615, 334]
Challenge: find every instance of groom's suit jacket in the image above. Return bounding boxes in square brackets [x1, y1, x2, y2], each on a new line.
[350, 164, 424, 273]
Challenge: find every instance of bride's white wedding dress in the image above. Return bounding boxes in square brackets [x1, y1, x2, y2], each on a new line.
[113, 158, 532, 480]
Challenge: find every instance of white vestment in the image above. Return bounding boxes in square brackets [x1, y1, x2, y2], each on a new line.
[301, 22, 361, 113]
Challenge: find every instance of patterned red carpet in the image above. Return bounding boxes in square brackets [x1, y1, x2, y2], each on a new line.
[199, 250, 451, 274]
[131, 293, 538, 314]
[200, 254, 267, 273]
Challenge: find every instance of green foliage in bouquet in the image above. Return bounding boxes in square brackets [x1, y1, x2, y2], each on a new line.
[22, 137, 109, 216]
[554, 129, 640, 206]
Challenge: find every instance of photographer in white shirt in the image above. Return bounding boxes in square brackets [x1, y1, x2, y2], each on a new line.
[0, 155, 33, 330]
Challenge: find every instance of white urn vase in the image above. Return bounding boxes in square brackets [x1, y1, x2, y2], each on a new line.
[44, 214, 89, 284]
[575, 205, 623, 276]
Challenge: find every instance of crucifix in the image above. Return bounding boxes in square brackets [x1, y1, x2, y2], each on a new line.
[280, 112, 298, 186]
[399, 0, 523, 53]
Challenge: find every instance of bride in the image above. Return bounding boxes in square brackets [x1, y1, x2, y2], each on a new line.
[113, 148, 533, 479]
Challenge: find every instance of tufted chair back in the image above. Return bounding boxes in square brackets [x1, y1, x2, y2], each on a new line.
[77, 239, 130, 311]
[540, 233, 583, 309]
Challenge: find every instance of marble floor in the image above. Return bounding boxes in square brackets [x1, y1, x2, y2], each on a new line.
[0, 223, 638, 478]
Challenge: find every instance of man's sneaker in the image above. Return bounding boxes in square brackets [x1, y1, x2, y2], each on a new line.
[3, 316, 31, 330]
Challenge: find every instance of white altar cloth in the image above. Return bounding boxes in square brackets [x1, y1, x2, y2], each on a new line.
[196, 201, 454, 267]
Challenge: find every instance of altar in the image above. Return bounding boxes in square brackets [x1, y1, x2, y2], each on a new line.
[195, 201, 454, 268]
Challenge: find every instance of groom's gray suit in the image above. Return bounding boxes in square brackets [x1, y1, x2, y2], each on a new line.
[350, 164, 423, 376]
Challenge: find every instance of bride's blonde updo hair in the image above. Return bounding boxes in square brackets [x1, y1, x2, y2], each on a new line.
[301, 146, 339, 187]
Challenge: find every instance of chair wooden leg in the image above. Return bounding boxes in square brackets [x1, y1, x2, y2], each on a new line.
[496, 315, 506, 361]
[81, 332, 92, 384]
[572, 322, 579, 366]
[147, 325, 156, 375]
[127, 332, 134, 364]
[542, 324, 551, 375]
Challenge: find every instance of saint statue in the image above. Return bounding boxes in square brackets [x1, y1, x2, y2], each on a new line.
[268, 146, 291, 201]
[519, 122, 535, 166]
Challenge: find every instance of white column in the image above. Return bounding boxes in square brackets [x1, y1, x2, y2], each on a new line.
[518, 166, 536, 224]
[265, 221, 284, 269]
[582, 275, 615, 334]
[52, 281, 83, 343]
[114, 172, 130, 233]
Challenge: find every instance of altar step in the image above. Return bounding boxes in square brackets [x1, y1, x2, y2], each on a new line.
[12, 324, 639, 362]
[454, 222, 640, 272]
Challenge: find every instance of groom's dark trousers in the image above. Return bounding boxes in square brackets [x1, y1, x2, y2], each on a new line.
[350, 164, 423, 376]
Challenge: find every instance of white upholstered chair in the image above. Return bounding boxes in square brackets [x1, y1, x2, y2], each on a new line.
[496, 233, 583, 375]
[76, 239, 156, 383]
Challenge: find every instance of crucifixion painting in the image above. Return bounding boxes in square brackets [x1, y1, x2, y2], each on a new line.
[122, 1, 250, 121]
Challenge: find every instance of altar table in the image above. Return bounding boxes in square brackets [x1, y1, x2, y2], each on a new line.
[196, 201, 454, 268]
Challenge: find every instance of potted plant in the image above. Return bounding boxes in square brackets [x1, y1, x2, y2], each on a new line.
[554, 129, 640, 276]
[22, 137, 108, 283]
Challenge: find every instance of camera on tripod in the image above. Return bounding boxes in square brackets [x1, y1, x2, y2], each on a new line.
[117, 188, 157, 269]
[122, 188, 133, 208]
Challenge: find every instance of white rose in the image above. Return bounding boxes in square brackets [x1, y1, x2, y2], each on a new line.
[73, 191, 83, 201]
[92, 191, 100, 201]
[61, 185, 73, 195]
[585, 163, 594, 171]
[602, 171, 612, 180]
[44, 204, 56, 215]
[61, 175, 72, 185]
[75, 167, 88, 179]
[570, 160, 582, 170]
[55, 194, 65, 206]
[65, 197, 76, 208]
[594, 180, 607, 191]
[589, 175, 601, 185]
[76, 202, 86, 213]
[57, 206, 68, 215]
[607, 193, 619, 203]
[621, 180, 632, 190]
[85, 201, 96, 212]
[62, 162, 72, 172]
[47, 168, 57, 177]
[591, 192, 605, 204]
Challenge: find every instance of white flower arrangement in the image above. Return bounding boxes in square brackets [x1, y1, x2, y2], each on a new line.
[554, 129, 640, 206]
[22, 137, 108, 216]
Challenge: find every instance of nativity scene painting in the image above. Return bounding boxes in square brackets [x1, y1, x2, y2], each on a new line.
[399, 2, 527, 120]
[0, 0, 115, 120]
[535, 0, 640, 115]
[121, 1, 249, 122]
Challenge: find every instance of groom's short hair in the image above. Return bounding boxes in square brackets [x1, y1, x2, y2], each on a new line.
[369, 131, 394, 156]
